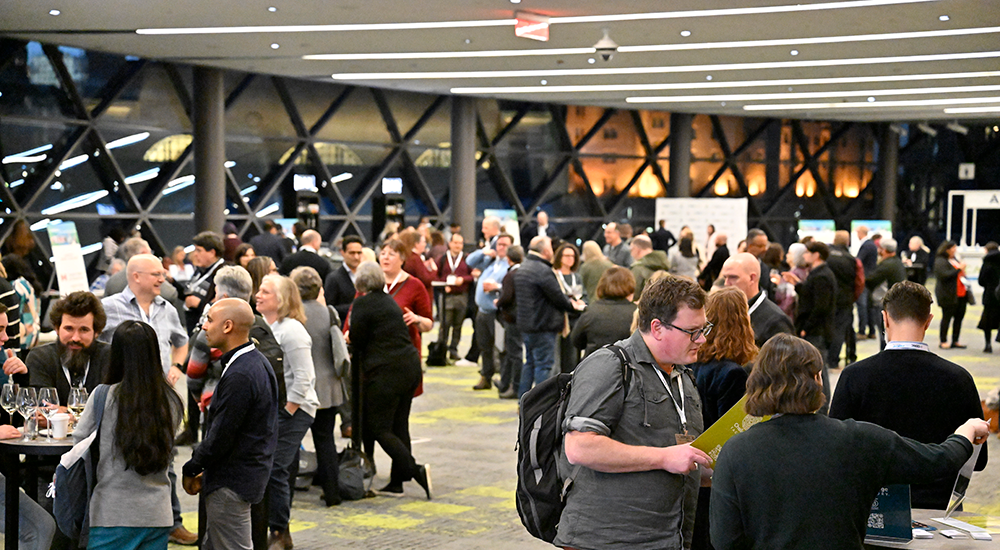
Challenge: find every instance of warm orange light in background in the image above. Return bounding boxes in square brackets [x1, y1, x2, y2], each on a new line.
[714, 179, 730, 195]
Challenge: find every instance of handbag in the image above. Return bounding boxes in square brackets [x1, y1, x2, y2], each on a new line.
[50, 384, 110, 546]
[327, 306, 350, 379]
[338, 444, 374, 500]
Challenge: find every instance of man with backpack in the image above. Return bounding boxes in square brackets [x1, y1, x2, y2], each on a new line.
[553, 276, 711, 549]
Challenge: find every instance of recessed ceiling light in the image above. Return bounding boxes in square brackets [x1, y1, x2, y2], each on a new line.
[868, 97, 876, 102]
[540, 79, 547, 85]
[465, 39, 471, 44]
[790, 49, 799, 56]
[939, 15, 950, 21]
[271, 43, 280, 49]
[48, 9, 60, 16]
[720, 101, 726, 106]
[451, 70, 1000, 95]
[136, 0, 937, 35]
[706, 75, 712, 80]
[268, 6, 277, 12]
[335, 50, 1000, 80]
[680, 30, 691, 37]
[511, 0, 521, 3]
[588, 58, 595, 64]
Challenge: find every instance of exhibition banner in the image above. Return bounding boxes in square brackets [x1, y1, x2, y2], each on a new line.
[46, 221, 89, 294]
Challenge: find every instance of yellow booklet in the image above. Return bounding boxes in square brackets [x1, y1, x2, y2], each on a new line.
[691, 395, 770, 469]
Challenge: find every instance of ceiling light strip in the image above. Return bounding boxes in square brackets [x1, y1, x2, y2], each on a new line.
[944, 106, 1000, 113]
[137, 19, 515, 35]
[451, 71, 1000, 95]
[304, 26, 1000, 62]
[335, 51, 1000, 80]
[619, 26, 1000, 53]
[550, 0, 936, 24]
[135, 0, 934, 36]
[743, 97, 1000, 111]
[625, 84, 1000, 104]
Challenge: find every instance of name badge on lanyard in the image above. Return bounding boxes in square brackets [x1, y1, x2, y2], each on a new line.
[653, 366, 693, 443]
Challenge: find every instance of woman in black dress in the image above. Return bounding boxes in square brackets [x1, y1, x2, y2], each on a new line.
[977, 242, 1000, 352]
[933, 240, 968, 349]
[347, 261, 431, 499]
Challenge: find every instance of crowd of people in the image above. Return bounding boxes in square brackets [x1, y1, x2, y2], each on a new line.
[0, 211, 996, 550]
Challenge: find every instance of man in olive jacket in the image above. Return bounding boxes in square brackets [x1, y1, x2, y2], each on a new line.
[515, 236, 582, 397]
[629, 235, 670, 299]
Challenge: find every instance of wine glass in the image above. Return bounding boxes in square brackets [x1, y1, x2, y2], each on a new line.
[38, 388, 59, 441]
[1, 383, 18, 422]
[68, 387, 87, 428]
[16, 387, 37, 441]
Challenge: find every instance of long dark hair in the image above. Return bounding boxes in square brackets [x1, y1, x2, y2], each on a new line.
[105, 321, 181, 476]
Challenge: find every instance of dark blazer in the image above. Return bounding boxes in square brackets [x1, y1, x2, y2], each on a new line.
[515, 253, 576, 334]
[933, 256, 963, 309]
[27, 341, 110, 406]
[324, 265, 357, 323]
[795, 263, 837, 341]
[249, 232, 288, 264]
[748, 290, 795, 348]
[650, 228, 676, 253]
[279, 249, 332, 281]
[901, 248, 931, 285]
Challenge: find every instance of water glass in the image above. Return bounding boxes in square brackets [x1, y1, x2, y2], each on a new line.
[38, 387, 59, 440]
[16, 387, 37, 441]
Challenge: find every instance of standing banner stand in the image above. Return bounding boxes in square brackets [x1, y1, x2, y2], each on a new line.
[654, 198, 747, 256]
[45, 221, 89, 295]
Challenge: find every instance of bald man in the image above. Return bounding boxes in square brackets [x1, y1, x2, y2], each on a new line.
[720, 253, 794, 348]
[280, 229, 332, 281]
[183, 299, 279, 550]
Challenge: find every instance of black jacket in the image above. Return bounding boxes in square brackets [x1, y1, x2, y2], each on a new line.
[795, 263, 836, 341]
[324, 265, 357, 323]
[826, 245, 858, 309]
[866, 256, 907, 296]
[27, 341, 110, 406]
[279, 249, 332, 281]
[748, 290, 795, 349]
[933, 256, 963, 309]
[515, 254, 576, 334]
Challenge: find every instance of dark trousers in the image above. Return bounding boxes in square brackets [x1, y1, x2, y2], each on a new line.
[827, 307, 854, 367]
[499, 319, 522, 393]
[184, 376, 206, 439]
[805, 334, 831, 415]
[311, 407, 341, 503]
[268, 409, 313, 531]
[363, 370, 421, 486]
[475, 310, 499, 378]
[940, 301, 968, 344]
[437, 296, 467, 355]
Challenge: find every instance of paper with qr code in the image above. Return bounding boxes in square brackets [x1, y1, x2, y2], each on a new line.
[691, 395, 769, 469]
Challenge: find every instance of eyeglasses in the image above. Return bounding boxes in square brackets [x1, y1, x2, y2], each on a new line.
[137, 271, 167, 279]
[662, 320, 714, 342]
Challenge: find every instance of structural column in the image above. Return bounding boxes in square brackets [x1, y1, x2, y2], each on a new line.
[878, 123, 899, 228]
[193, 66, 226, 233]
[450, 96, 477, 242]
[669, 113, 693, 198]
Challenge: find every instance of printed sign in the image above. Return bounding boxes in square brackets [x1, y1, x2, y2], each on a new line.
[865, 485, 912, 543]
[46, 221, 89, 294]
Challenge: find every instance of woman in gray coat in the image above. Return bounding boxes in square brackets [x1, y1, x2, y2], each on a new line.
[290, 267, 345, 506]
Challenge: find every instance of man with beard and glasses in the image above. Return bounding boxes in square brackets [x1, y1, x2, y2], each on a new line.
[27, 291, 109, 406]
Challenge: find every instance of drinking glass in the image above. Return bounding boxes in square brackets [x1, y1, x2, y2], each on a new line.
[1, 383, 18, 421]
[16, 387, 37, 440]
[68, 387, 87, 428]
[38, 388, 59, 441]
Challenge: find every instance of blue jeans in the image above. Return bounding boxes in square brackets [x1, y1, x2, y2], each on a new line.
[519, 332, 557, 398]
[856, 288, 871, 334]
[0, 473, 55, 550]
[268, 408, 314, 531]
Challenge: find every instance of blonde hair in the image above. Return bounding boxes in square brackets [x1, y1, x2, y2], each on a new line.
[262, 274, 307, 324]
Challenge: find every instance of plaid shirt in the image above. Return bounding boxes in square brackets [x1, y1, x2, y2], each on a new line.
[100, 286, 188, 375]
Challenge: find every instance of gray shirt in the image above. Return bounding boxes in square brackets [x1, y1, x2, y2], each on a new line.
[74, 384, 182, 528]
[301, 300, 344, 410]
[556, 331, 704, 550]
[603, 242, 633, 268]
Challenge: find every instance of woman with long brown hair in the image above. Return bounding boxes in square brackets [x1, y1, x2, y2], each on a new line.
[688, 286, 757, 550]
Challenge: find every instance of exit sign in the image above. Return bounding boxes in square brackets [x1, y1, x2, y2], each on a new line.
[515, 11, 550, 41]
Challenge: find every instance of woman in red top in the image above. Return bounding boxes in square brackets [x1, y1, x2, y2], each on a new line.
[380, 238, 433, 353]
[399, 228, 437, 295]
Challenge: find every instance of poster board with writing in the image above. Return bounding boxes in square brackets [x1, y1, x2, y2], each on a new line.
[46, 221, 89, 295]
[654, 198, 747, 257]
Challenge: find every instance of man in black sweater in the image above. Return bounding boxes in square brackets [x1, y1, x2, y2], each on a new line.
[865, 237, 907, 349]
[826, 231, 859, 366]
[183, 299, 278, 550]
[830, 281, 987, 509]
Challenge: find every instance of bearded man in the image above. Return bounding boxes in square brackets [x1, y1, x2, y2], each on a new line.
[27, 291, 109, 406]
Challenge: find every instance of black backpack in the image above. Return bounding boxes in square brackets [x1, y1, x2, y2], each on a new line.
[515, 344, 633, 543]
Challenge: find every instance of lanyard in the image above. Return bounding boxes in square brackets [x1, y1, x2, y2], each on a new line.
[188, 259, 223, 291]
[384, 271, 404, 294]
[221, 344, 256, 379]
[652, 366, 687, 432]
[748, 291, 767, 316]
[62, 360, 90, 389]
[884, 341, 930, 352]
[447, 251, 463, 273]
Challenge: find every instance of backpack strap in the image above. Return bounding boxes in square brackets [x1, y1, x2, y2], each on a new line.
[561, 345, 633, 501]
